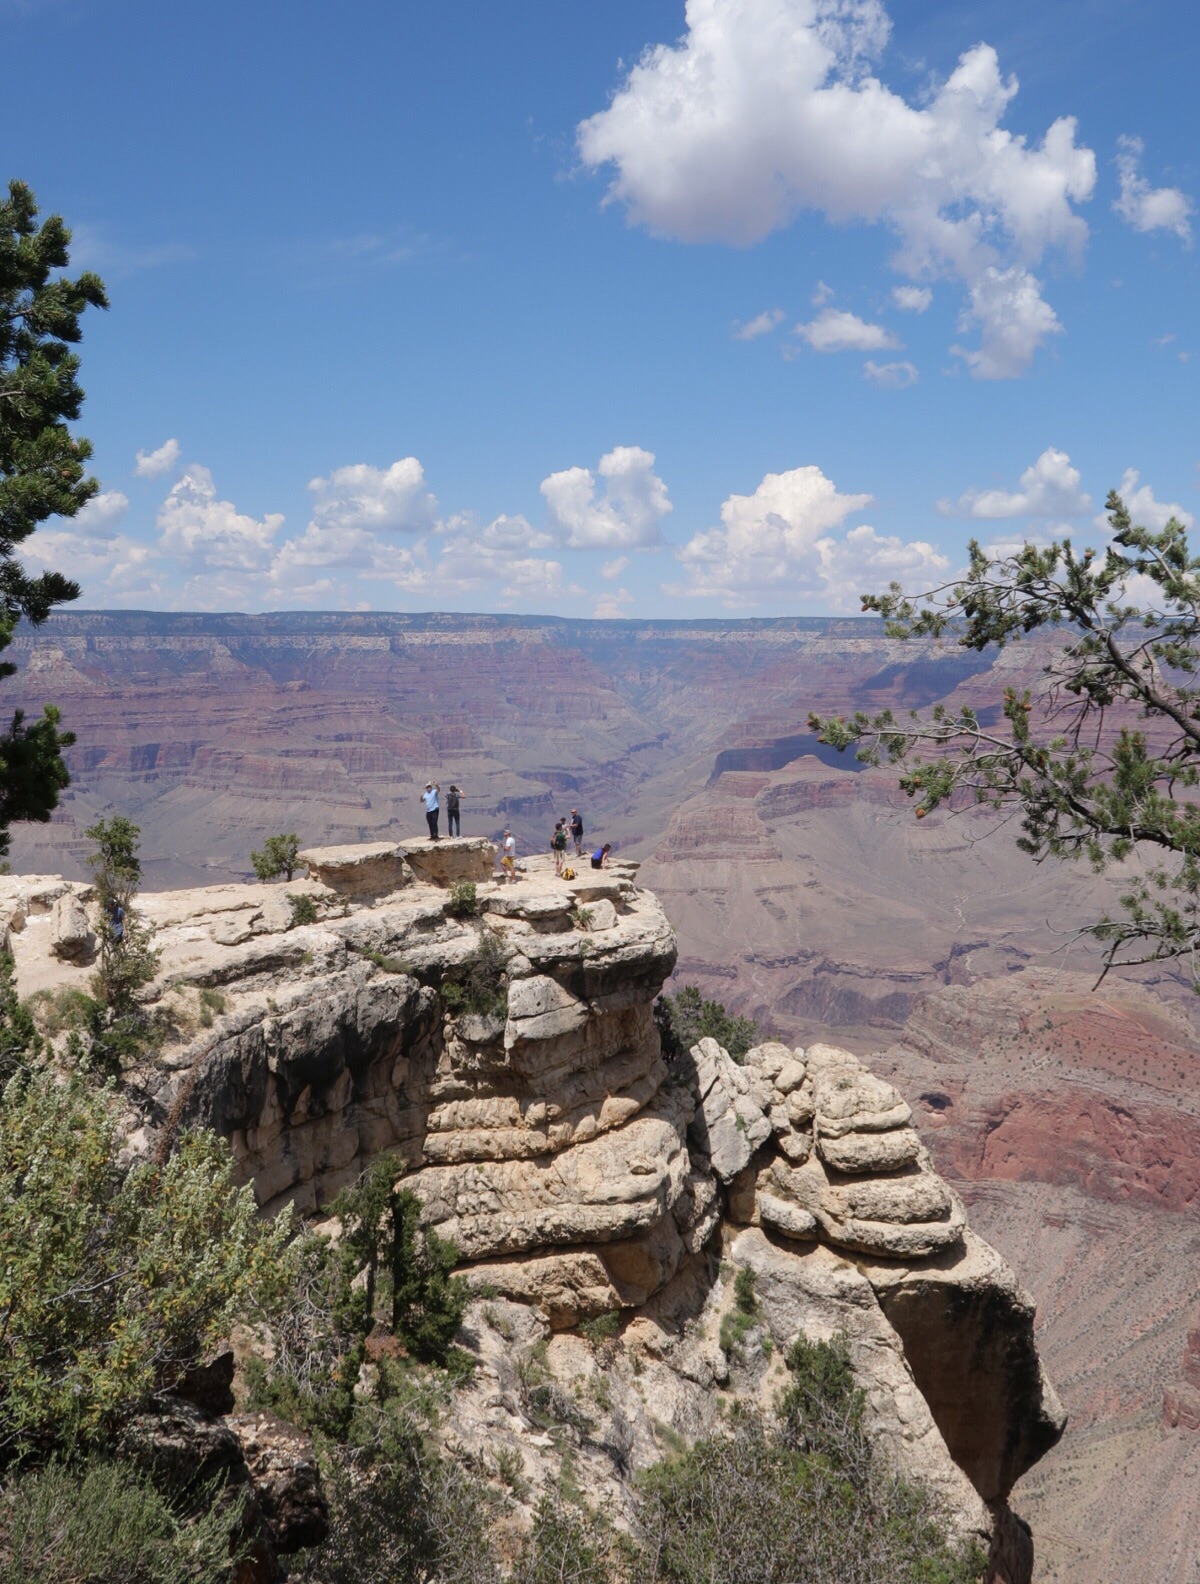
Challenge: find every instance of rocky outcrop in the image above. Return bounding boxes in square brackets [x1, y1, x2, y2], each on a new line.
[120, 1395, 327, 1582]
[6, 844, 1064, 1583]
[298, 836, 494, 898]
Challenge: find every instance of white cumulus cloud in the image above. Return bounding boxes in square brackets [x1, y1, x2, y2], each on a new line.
[157, 464, 283, 572]
[732, 307, 786, 340]
[307, 458, 438, 536]
[1114, 136, 1193, 243]
[941, 447, 1091, 519]
[863, 359, 917, 388]
[541, 445, 672, 550]
[674, 463, 946, 608]
[796, 308, 900, 353]
[578, 0, 1095, 378]
[70, 490, 130, 537]
[892, 285, 931, 313]
[134, 438, 181, 478]
[1104, 468, 1194, 532]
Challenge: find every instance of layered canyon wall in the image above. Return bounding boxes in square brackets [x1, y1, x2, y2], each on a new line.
[5, 842, 1065, 1581]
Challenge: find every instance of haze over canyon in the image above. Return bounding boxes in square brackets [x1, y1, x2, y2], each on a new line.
[11, 608, 1200, 1583]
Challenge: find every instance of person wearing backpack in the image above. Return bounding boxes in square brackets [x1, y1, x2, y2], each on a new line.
[552, 818, 569, 876]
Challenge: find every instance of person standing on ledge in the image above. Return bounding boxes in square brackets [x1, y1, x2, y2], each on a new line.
[570, 808, 584, 857]
[552, 818, 568, 876]
[446, 783, 464, 837]
[421, 782, 440, 840]
[500, 828, 517, 883]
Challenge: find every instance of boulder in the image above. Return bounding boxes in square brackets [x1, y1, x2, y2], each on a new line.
[298, 841, 412, 899]
[862, 1230, 1067, 1502]
[685, 1036, 772, 1182]
[50, 893, 95, 961]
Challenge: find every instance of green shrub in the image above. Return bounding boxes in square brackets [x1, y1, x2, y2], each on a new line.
[246, 1164, 469, 1440]
[293, 1396, 499, 1584]
[288, 892, 319, 928]
[654, 985, 758, 1063]
[0, 1070, 294, 1461]
[198, 987, 226, 1029]
[446, 881, 479, 919]
[0, 1458, 245, 1584]
[439, 928, 510, 1018]
[733, 1266, 758, 1316]
[579, 1310, 621, 1346]
[250, 832, 301, 882]
[570, 905, 594, 931]
[0, 957, 42, 1080]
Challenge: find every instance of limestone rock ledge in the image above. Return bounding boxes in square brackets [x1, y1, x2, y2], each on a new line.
[8, 842, 1063, 1583]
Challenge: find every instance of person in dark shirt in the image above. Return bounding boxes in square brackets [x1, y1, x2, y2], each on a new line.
[446, 783, 464, 836]
[569, 808, 584, 856]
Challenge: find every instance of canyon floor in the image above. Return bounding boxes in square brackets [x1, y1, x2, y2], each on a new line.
[10, 609, 1200, 1581]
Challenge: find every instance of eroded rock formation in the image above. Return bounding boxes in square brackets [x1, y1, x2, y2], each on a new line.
[6, 840, 1064, 1582]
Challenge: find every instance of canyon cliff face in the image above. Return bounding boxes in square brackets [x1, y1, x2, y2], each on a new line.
[11, 610, 1195, 1582]
[4, 842, 1064, 1581]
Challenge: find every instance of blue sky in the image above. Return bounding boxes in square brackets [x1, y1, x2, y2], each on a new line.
[5, 0, 1197, 616]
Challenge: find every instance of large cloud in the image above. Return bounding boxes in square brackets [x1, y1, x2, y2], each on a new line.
[157, 465, 282, 571]
[941, 447, 1091, 519]
[578, 0, 1095, 377]
[541, 445, 672, 549]
[1113, 137, 1193, 243]
[307, 458, 438, 535]
[673, 462, 946, 606]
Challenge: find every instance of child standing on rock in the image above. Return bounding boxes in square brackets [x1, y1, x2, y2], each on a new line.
[552, 819, 568, 876]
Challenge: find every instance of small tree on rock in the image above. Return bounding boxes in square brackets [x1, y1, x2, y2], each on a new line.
[83, 815, 159, 1065]
[251, 832, 302, 882]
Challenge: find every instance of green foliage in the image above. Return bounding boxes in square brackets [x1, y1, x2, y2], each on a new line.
[247, 1165, 469, 1441]
[440, 927, 511, 1018]
[446, 880, 479, 919]
[80, 817, 160, 1071]
[288, 892, 318, 928]
[779, 1333, 867, 1463]
[809, 490, 1200, 988]
[579, 1310, 621, 1347]
[0, 1069, 293, 1460]
[0, 181, 106, 858]
[654, 985, 758, 1063]
[293, 1394, 499, 1584]
[250, 832, 301, 883]
[733, 1266, 758, 1316]
[511, 1496, 623, 1584]
[0, 955, 41, 1081]
[570, 904, 595, 931]
[633, 1410, 983, 1584]
[335, 1160, 469, 1365]
[0, 1457, 245, 1584]
[197, 987, 225, 1029]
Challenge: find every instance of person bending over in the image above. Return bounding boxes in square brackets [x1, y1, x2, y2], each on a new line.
[590, 842, 611, 870]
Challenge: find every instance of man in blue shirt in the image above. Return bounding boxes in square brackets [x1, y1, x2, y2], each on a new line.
[421, 782, 440, 840]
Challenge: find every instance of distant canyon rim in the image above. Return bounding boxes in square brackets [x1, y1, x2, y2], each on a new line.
[10, 608, 1200, 1583]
